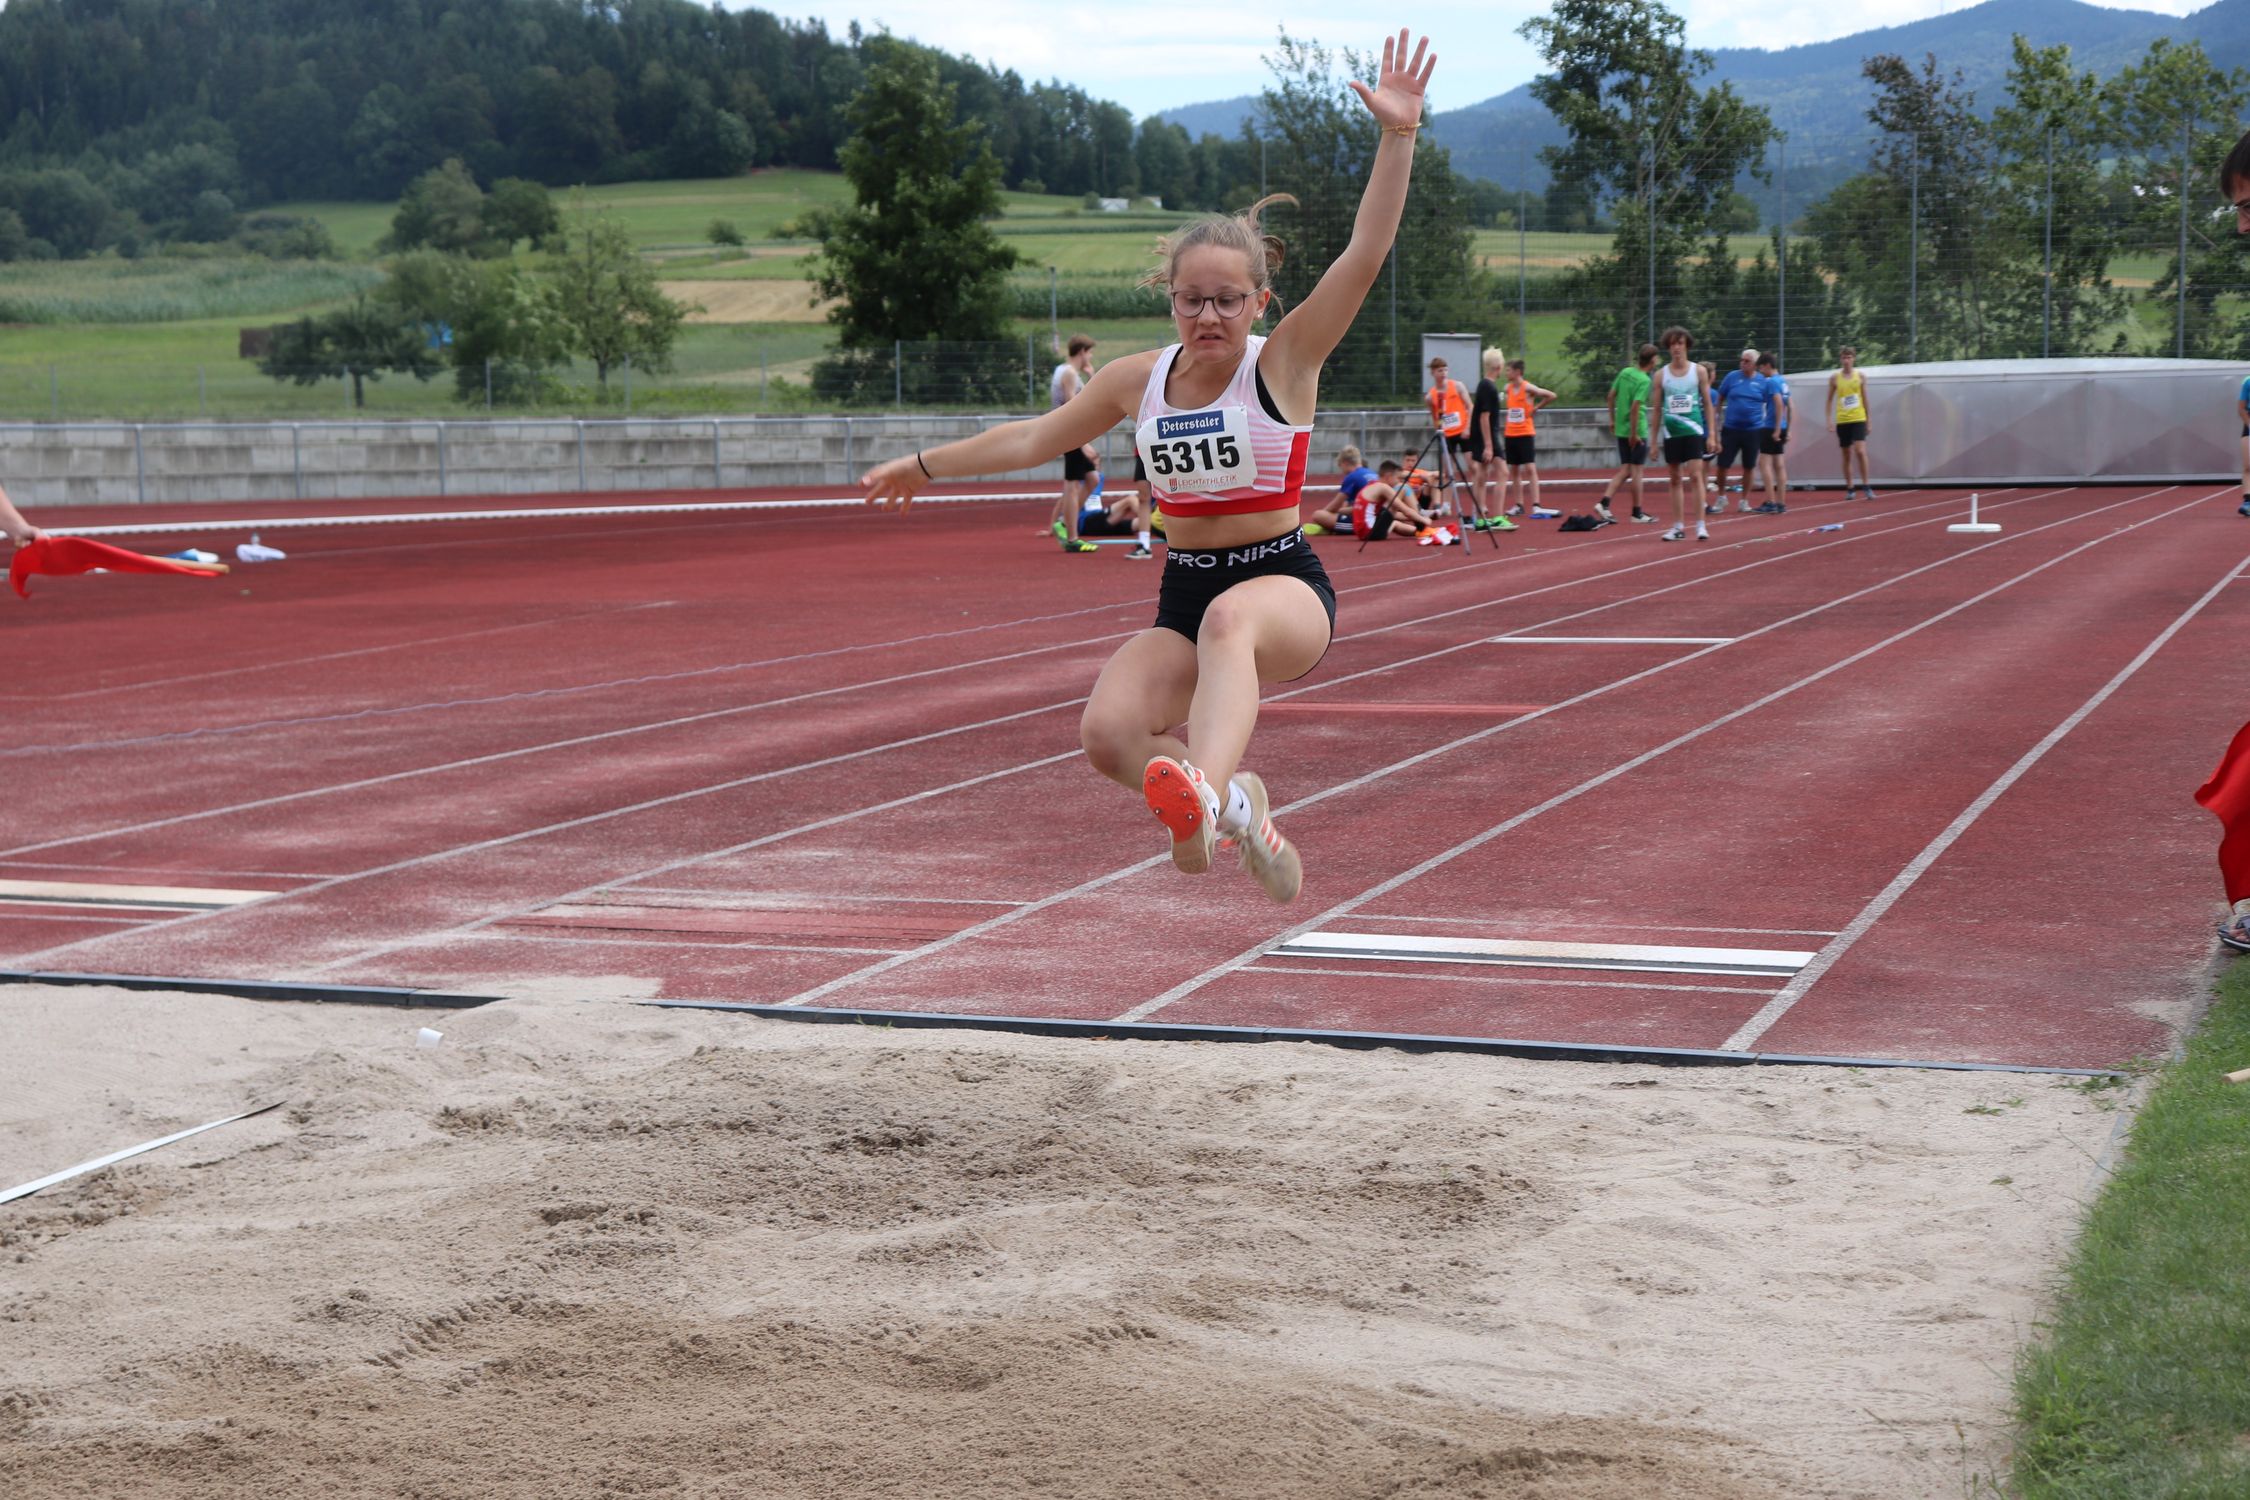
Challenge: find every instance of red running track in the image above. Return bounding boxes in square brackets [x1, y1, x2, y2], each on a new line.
[5, 481, 2242, 1069]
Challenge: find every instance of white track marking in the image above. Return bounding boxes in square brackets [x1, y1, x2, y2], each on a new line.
[3, 704, 1089, 971]
[618, 887, 1029, 906]
[3, 484, 1972, 856]
[1270, 931, 1814, 977]
[1349, 915, 1842, 936]
[1490, 636, 1736, 645]
[54, 492, 1058, 538]
[1718, 542, 2250, 1054]
[782, 489, 2165, 1014]
[1242, 964, 1780, 997]
[0, 878, 273, 909]
[302, 493, 2031, 979]
[1107, 487, 2208, 1026]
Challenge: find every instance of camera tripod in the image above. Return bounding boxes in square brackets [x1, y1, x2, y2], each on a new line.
[1360, 426, 1502, 557]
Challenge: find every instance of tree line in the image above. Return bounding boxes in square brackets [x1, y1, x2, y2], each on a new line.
[0, 0, 1269, 262]
[1520, 0, 2250, 393]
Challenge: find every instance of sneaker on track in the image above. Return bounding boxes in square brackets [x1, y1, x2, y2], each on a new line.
[1062, 538, 1098, 553]
[1051, 519, 1070, 542]
[1631, 511, 1656, 524]
[1662, 525, 1685, 541]
[1595, 502, 1614, 522]
[1696, 527, 1710, 541]
[1144, 756, 1215, 874]
[2238, 498, 2250, 518]
[1126, 543, 1153, 559]
[1221, 772, 1302, 904]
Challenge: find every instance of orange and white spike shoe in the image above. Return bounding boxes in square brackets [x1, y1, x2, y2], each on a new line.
[1143, 756, 1215, 874]
[1220, 771, 1302, 903]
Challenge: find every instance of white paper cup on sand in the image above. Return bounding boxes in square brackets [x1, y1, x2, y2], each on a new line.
[416, 1027, 444, 1049]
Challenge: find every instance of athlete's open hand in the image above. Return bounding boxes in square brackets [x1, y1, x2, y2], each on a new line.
[863, 455, 927, 515]
[1348, 29, 1434, 132]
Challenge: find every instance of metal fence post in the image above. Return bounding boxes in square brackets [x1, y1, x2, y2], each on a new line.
[343, 367, 352, 412]
[1517, 190, 1528, 364]
[576, 419, 586, 490]
[49, 365, 56, 422]
[2042, 128, 2054, 358]
[2178, 113, 2193, 359]
[894, 339, 903, 408]
[485, 357, 493, 411]
[437, 423, 447, 497]
[712, 418, 723, 488]
[1908, 133, 1919, 364]
[291, 423, 303, 499]
[1026, 334, 1036, 406]
[197, 365, 206, 419]
[624, 356, 633, 415]
[1776, 140, 1787, 373]
[760, 351, 768, 408]
[133, 424, 145, 503]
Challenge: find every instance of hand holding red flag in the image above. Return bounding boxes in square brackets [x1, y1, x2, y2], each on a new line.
[10, 536, 230, 599]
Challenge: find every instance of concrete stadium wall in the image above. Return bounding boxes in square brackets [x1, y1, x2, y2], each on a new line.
[0, 408, 1614, 508]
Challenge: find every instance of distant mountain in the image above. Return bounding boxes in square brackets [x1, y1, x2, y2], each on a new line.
[1162, 0, 2243, 198]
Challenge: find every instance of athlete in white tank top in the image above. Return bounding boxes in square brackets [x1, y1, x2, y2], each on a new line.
[861, 29, 1440, 908]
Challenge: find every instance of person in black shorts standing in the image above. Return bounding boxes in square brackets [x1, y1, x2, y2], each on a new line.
[1601, 343, 1659, 524]
[1050, 334, 1101, 552]
[1470, 348, 1504, 520]
[1828, 347, 1873, 500]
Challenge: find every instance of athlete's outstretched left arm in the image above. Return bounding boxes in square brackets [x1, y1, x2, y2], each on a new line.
[1260, 30, 1434, 418]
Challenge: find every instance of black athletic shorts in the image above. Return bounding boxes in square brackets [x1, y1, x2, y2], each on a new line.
[1503, 434, 1537, 466]
[1837, 421, 1868, 448]
[1615, 436, 1649, 466]
[1762, 429, 1789, 456]
[1133, 454, 1148, 483]
[1441, 434, 1471, 464]
[1063, 447, 1097, 481]
[1662, 433, 1706, 467]
[1154, 527, 1336, 668]
[1716, 427, 1766, 468]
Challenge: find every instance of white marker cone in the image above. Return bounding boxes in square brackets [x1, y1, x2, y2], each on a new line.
[1948, 491, 2001, 534]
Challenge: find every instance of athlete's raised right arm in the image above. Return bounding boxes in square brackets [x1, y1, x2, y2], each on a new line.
[1259, 31, 1434, 411]
[862, 354, 1153, 512]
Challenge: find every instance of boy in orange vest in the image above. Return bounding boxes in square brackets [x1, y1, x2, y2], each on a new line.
[1498, 358, 1557, 519]
[1425, 356, 1473, 494]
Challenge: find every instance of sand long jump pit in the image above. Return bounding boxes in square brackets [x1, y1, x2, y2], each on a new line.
[0, 981, 2120, 1498]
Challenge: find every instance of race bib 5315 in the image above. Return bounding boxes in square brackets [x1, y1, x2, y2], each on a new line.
[1136, 406, 1259, 492]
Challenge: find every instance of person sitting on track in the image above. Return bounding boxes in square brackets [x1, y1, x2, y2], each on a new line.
[1076, 468, 1156, 558]
[864, 27, 1439, 904]
[1304, 444, 1377, 535]
[1350, 459, 1442, 541]
[0, 481, 41, 548]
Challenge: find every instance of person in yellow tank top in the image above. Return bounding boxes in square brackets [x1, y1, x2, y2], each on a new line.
[1827, 347, 1874, 500]
[1498, 358, 1556, 518]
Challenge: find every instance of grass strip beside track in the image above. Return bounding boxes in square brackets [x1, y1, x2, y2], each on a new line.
[2011, 959, 2250, 1497]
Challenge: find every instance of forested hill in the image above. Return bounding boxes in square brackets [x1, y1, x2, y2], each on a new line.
[0, 0, 1143, 204]
[1162, 0, 2250, 191]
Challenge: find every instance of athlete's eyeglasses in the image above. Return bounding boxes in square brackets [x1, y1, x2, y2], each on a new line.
[1169, 289, 1252, 320]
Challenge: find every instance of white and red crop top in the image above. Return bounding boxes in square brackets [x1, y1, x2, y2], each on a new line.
[1133, 335, 1312, 519]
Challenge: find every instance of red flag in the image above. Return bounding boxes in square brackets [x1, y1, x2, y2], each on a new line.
[2195, 719, 2250, 904]
[10, 537, 228, 598]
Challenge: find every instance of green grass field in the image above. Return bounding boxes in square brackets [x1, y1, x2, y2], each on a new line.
[0, 168, 2229, 420]
[2009, 961, 2250, 1497]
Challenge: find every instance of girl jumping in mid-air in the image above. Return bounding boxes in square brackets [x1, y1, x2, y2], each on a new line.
[865, 30, 1435, 904]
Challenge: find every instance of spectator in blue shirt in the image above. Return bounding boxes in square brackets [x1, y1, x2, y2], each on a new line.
[1755, 353, 1792, 515]
[1306, 445, 1379, 535]
[1711, 349, 1781, 514]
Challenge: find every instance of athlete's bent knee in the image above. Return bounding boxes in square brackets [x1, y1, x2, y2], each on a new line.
[1079, 706, 1136, 781]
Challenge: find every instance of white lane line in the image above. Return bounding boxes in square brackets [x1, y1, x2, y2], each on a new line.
[4, 482, 1971, 859]
[53, 492, 1058, 537]
[1243, 963, 1780, 997]
[1490, 636, 1736, 645]
[476, 933, 909, 956]
[1108, 486, 2210, 1026]
[0, 860, 333, 881]
[618, 887, 1030, 907]
[4, 702, 1089, 972]
[1270, 931, 1814, 977]
[781, 490, 2153, 1014]
[342, 492, 2032, 985]
[1718, 542, 2250, 1054]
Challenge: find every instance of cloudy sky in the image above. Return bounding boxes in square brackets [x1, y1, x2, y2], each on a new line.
[737, 0, 2205, 118]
